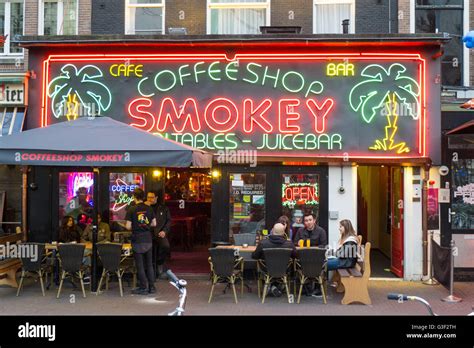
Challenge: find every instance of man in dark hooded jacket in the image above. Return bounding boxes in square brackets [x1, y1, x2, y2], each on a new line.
[252, 223, 296, 260]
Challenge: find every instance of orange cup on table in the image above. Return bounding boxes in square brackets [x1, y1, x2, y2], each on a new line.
[298, 239, 304, 248]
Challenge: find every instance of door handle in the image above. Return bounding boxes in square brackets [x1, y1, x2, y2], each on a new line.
[448, 208, 456, 223]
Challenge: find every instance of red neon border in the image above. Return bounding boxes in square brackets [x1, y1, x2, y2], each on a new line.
[41, 52, 427, 159]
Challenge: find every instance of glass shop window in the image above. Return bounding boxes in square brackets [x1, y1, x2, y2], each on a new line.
[59, 172, 94, 224]
[229, 173, 266, 236]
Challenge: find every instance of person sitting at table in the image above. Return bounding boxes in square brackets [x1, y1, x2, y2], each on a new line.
[58, 215, 92, 283]
[252, 223, 296, 260]
[252, 223, 296, 297]
[293, 213, 327, 247]
[82, 213, 111, 242]
[325, 219, 359, 271]
[276, 215, 292, 240]
[58, 216, 83, 243]
[145, 191, 171, 279]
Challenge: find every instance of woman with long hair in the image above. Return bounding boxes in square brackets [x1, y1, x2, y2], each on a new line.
[326, 219, 359, 270]
[276, 215, 291, 240]
[58, 215, 82, 243]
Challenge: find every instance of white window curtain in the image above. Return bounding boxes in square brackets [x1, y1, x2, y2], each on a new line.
[209, 0, 268, 35]
[314, 3, 352, 34]
[211, 8, 265, 34]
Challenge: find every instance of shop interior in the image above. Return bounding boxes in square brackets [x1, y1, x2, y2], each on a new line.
[357, 166, 399, 278]
[163, 168, 212, 274]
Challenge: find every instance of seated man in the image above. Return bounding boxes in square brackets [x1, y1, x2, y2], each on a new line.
[293, 213, 327, 247]
[252, 223, 296, 297]
[252, 223, 296, 260]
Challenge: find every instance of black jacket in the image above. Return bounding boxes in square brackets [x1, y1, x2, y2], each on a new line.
[252, 235, 297, 260]
[293, 225, 328, 247]
[58, 226, 82, 243]
[152, 204, 171, 236]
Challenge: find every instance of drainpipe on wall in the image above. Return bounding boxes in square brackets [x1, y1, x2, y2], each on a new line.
[422, 164, 431, 277]
[21, 166, 28, 241]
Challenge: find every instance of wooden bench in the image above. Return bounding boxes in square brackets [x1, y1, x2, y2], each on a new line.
[0, 231, 24, 288]
[334, 242, 371, 305]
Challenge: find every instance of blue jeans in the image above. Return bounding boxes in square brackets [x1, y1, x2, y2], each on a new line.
[326, 257, 343, 271]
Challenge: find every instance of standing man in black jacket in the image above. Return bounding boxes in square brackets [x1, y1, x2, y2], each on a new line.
[293, 213, 328, 247]
[146, 191, 172, 278]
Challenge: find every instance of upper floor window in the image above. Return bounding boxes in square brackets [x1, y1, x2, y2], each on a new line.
[125, 0, 165, 35]
[39, 0, 78, 35]
[208, 0, 270, 35]
[415, 0, 463, 86]
[313, 0, 354, 34]
[0, 0, 23, 56]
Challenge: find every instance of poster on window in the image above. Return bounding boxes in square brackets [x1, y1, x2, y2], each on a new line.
[229, 173, 266, 235]
[451, 159, 474, 230]
[427, 188, 439, 230]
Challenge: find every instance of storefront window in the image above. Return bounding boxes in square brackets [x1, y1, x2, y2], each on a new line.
[164, 170, 211, 202]
[109, 172, 145, 222]
[281, 174, 320, 232]
[229, 173, 265, 236]
[59, 172, 94, 223]
[451, 159, 474, 230]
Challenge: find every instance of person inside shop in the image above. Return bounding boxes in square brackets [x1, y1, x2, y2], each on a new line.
[293, 213, 328, 247]
[125, 188, 157, 295]
[66, 186, 93, 221]
[252, 223, 296, 297]
[82, 213, 111, 242]
[145, 191, 172, 279]
[325, 219, 359, 271]
[58, 216, 83, 243]
[77, 213, 92, 232]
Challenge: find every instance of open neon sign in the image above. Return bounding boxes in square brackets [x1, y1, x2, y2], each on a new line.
[42, 52, 427, 159]
[282, 183, 319, 207]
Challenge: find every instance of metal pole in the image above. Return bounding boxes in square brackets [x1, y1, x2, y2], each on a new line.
[21, 166, 28, 241]
[421, 165, 429, 276]
[423, 230, 438, 285]
[442, 239, 462, 303]
[91, 168, 99, 292]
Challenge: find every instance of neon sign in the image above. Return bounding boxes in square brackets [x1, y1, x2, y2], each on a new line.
[67, 172, 94, 202]
[42, 53, 428, 159]
[110, 179, 139, 193]
[282, 183, 319, 208]
[109, 175, 144, 213]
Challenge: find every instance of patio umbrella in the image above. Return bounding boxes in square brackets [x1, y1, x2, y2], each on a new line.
[0, 116, 212, 167]
[0, 116, 212, 291]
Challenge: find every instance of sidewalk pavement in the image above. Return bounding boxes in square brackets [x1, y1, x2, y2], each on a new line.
[1, 278, 472, 316]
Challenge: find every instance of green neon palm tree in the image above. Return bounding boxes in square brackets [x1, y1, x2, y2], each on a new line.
[48, 64, 112, 120]
[349, 63, 420, 154]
